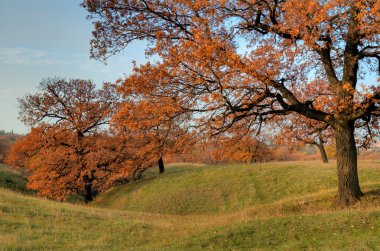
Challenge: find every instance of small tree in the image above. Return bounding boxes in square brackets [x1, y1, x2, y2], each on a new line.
[276, 115, 333, 163]
[113, 81, 194, 174]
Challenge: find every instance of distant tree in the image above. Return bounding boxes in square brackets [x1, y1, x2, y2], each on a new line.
[83, 1, 380, 206]
[5, 129, 39, 172]
[325, 140, 337, 159]
[8, 78, 143, 201]
[0, 132, 22, 163]
[113, 80, 194, 174]
[276, 115, 333, 163]
[212, 133, 272, 163]
[0, 140, 10, 163]
[0, 147, 8, 163]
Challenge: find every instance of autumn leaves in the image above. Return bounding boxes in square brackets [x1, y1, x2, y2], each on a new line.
[4, 1, 380, 207]
[6, 79, 176, 201]
[80, 1, 380, 206]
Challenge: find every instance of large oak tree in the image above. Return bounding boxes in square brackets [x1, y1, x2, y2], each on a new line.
[83, 0, 380, 206]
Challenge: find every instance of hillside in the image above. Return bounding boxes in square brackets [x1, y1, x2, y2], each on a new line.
[1, 161, 380, 250]
[94, 161, 380, 215]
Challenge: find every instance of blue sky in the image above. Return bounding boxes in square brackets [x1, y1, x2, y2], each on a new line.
[0, 0, 146, 134]
[1, 1, 378, 136]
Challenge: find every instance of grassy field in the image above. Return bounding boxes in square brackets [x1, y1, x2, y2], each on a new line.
[0, 161, 380, 250]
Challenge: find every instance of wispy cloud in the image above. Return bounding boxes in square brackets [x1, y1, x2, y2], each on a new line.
[0, 47, 82, 66]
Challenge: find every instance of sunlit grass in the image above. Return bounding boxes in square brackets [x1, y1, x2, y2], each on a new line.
[94, 160, 380, 214]
[0, 160, 380, 250]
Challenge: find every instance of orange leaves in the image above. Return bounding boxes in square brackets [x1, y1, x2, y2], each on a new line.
[272, 113, 334, 154]
[83, 0, 380, 165]
[342, 82, 354, 93]
[9, 78, 150, 201]
[113, 92, 193, 164]
[211, 133, 272, 163]
[112, 63, 196, 163]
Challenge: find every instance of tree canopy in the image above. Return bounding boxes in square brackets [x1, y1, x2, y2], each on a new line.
[83, 0, 380, 206]
[8, 78, 146, 201]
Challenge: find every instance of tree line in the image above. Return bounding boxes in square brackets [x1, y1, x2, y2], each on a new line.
[3, 77, 337, 202]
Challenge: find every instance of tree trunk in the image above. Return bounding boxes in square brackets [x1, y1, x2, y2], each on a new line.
[158, 156, 165, 174]
[84, 182, 93, 203]
[83, 173, 95, 203]
[317, 143, 328, 163]
[335, 121, 363, 206]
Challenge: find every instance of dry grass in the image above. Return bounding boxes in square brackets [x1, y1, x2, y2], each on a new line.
[1, 160, 380, 250]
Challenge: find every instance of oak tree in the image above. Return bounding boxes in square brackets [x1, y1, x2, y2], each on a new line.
[212, 134, 272, 163]
[12, 78, 141, 201]
[276, 115, 333, 163]
[83, 0, 380, 206]
[113, 82, 194, 174]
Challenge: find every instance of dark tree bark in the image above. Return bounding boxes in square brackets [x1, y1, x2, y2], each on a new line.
[158, 156, 165, 174]
[297, 136, 329, 164]
[84, 182, 93, 203]
[317, 143, 328, 163]
[335, 121, 363, 206]
[83, 174, 95, 203]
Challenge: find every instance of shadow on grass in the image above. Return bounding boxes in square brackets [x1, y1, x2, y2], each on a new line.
[0, 165, 35, 195]
[365, 187, 380, 196]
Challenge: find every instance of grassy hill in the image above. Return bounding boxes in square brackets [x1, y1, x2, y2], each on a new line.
[1, 161, 380, 250]
[93, 161, 380, 215]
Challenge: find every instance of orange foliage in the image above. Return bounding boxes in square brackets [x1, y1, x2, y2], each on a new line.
[0, 132, 21, 163]
[273, 114, 333, 163]
[112, 73, 196, 170]
[83, 0, 379, 142]
[212, 135, 272, 163]
[82, 1, 380, 205]
[7, 78, 145, 201]
[5, 129, 41, 172]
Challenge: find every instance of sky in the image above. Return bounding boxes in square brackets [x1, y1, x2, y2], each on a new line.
[0, 0, 147, 134]
[1, 1, 379, 137]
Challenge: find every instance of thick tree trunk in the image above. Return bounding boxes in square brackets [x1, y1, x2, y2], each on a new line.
[317, 143, 328, 163]
[335, 121, 363, 206]
[83, 173, 95, 203]
[158, 156, 165, 174]
[84, 182, 93, 203]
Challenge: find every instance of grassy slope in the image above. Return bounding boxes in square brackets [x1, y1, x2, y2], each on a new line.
[93, 161, 380, 215]
[1, 161, 380, 250]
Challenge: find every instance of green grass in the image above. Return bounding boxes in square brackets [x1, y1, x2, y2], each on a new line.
[0, 164, 33, 195]
[93, 161, 380, 215]
[94, 164, 261, 214]
[1, 160, 380, 250]
[184, 210, 380, 250]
